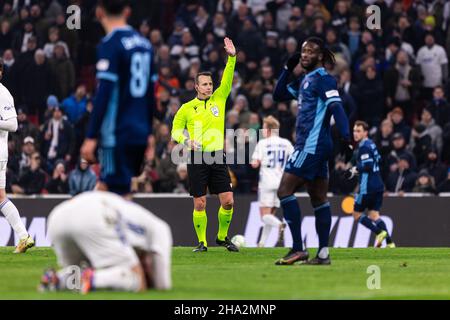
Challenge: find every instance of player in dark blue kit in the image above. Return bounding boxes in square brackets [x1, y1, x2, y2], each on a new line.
[273, 37, 353, 265]
[81, 0, 155, 197]
[350, 121, 395, 248]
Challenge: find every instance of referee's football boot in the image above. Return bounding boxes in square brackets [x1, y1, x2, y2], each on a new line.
[275, 248, 309, 265]
[301, 255, 331, 265]
[216, 237, 239, 252]
[193, 241, 208, 252]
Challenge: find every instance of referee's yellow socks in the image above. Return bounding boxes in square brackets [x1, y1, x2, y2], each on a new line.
[193, 209, 207, 246]
[217, 206, 233, 241]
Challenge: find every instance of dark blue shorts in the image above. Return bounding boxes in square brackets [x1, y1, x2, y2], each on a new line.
[99, 144, 147, 195]
[354, 191, 383, 212]
[284, 149, 329, 181]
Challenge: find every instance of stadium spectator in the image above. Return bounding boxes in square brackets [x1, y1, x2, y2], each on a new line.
[409, 123, 432, 167]
[68, 158, 97, 196]
[416, 33, 448, 99]
[390, 107, 412, 142]
[17, 136, 36, 176]
[388, 132, 417, 170]
[258, 93, 275, 121]
[41, 106, 75, 172]
[155, 140, 178, 193]
[22, 49, 53, 122]
[12, 18, 40, 53]
[49, 42, 75, 100]
[386, 156, 418, 193]
[275, 102, 295, 140]
[173, 163, 189, 194]
[354, 65, 384, 128]
[420, 148, 448, 187]
[384, 50, 422, 120]
[43, 94, 59, 123]
[43, 26, 70, 59]
[419, 107, 443, 153]
[0, 20, 12, 52]
[436, 168, 450, 193]
[132, 159, 158, 193]
[442, 122, 450, 163]
[0, 0, 449, 195]
[232, 94, 251, 125]
[11, 151, 47, 195]
[45, 160, 69, 194]
[61, 84, 88, 125]
[412, 169, 437, 194]
[14, 106, 40, 150]
[428, 85, 450, 128]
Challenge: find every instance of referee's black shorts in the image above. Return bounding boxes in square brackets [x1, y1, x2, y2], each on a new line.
[187, 150, 232, 197]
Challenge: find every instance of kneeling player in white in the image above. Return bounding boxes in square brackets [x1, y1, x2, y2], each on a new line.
[44, 191, 172, 293]
[251, 116, 293, 247]
[0, 58, 34, 253]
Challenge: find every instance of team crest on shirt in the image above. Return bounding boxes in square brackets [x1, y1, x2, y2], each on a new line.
[211, 106, 219, 117]
[303, 81, 309, 89]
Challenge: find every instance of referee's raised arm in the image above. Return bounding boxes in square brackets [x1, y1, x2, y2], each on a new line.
[213, 37, 237, 99]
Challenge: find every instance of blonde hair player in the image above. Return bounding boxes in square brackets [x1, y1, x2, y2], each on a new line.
[251, 116, 294, 247]
[0, 58, 34, 253]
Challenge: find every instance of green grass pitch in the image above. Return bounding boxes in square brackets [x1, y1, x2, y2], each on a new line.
[0, 247, 449, 299]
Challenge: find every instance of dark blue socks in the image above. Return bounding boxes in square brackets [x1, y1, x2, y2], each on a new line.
[280, 195, 303, 251]
[314, 202, 332, 252]
[358, 215, 382, 234]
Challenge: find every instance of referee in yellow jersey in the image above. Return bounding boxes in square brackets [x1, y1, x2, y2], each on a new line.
[171, 37, 238, 252]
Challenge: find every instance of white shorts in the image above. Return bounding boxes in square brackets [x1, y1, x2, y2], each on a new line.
[258, 188, 280, 208]
[47, 203, 139, 269]
[0, 161, 7, 189]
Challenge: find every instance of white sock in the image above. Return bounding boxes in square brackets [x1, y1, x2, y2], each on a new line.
[259, 224, 272, 247]
[262, 214, 282, 227]
[93, 266, 141, 292]
[318, 247, 329, 259]
[0, 199, 28, 239]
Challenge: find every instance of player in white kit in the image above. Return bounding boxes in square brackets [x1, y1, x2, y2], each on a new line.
[43, 191, 172, 294]
[0, 58, 34, 253]
[251, 116, 294, 247]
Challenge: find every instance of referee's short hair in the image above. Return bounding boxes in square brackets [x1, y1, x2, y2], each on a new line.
[263, 116, 280, 130]
[195, 71, 213, 84]
[354, 120, 369, 132]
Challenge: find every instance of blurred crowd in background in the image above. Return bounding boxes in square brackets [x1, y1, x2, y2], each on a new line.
[1, 0, 450, 195]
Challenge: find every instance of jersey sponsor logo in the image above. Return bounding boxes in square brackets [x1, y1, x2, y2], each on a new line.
[361, 153, 370, 160]
[303, 81, 309, 89]
[325, 89, 339, 98]
[211, 106, 219, 117]
[96, 59, 110, 71]
[3, 105, 13, 111]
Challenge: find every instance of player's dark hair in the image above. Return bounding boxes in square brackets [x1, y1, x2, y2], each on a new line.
[98, 0, 130, 15]
[0, 58, 3, 73]
[304, 37, 336, 67]
[195, 71, 213, 84]
[354, 120, 369, 132]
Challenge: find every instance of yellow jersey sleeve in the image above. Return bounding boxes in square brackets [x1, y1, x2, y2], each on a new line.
[171, 104, 188, 144]
[213, 55, 236, 103]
